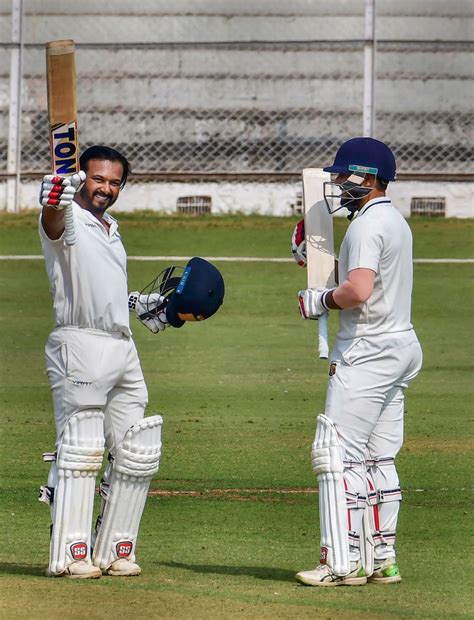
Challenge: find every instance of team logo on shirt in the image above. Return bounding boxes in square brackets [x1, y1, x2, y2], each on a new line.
[329, 362, 337, 377]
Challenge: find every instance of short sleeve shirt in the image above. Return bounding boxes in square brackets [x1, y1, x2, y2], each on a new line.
[337, 197, 414, 340]
[39, 202, 131, 336]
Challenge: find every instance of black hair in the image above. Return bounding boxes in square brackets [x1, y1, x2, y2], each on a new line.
[79, 146, 131, 189]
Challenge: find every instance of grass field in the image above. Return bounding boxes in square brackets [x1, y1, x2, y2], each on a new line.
[0, 213, 473, 619]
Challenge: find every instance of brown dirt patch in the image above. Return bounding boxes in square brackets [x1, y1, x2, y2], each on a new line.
[403, 437, 474, 452]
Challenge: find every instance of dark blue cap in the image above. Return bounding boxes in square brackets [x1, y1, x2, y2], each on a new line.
[323, 137, 396, 181]
[165, 257, 225, 328]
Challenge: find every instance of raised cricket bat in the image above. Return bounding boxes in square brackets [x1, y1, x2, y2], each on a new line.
[46, 39, 79, 246]
[302, 168, 337, 359]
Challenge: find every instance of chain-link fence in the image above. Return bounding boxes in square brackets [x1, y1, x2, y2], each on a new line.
[1, 0, 473, 211]
[375, 41, 472, 175]
[17, 41, 370, 176]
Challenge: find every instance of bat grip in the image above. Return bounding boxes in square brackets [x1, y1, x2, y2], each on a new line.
[318, 312, 329, 359]
[64, 203, 76, 246]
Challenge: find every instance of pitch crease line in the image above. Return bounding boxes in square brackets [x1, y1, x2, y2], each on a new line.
[148, 486, 466, 497]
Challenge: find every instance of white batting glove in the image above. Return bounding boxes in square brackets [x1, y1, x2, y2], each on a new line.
[291, 219, 306, 267]
[298, 287, 332, 319]
[128, 291, 169, 334]
[39, 171, 86, 210]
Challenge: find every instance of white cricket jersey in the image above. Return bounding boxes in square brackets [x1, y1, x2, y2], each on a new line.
[337, 197, 414, 340]
[39, 202, 131, 336]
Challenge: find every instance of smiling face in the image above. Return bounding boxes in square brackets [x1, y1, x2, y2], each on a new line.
[76, 158, 124, 217]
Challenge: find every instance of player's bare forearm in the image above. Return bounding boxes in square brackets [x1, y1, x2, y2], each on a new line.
[41, 206, 65, 240]
[332, 268, 375, 309]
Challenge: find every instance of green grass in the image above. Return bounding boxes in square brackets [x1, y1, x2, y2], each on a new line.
[1, 211, 474, 258]
[0, 212, 473, 618]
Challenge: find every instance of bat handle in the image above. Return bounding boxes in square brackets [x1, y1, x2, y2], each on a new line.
[318, 312, 329, 359]
[64, 202, 76, 246]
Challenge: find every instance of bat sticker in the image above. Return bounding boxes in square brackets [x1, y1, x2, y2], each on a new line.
[50, 121, 79, 175]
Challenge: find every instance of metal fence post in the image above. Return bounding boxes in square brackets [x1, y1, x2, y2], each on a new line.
[6, 0, 24, 213]
[363, 0, 376, 137]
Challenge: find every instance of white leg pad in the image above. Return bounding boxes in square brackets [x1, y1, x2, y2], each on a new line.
[92, 415, 163, 570]
[368, 458, 402, 555]
[47, 410, 105, 575]
[311, 414, 350, 576]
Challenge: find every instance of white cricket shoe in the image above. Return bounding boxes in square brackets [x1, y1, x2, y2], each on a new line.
[296, 562, 367, 587]
[105, 558, 142, 577]
[47, 560, 101, 579]
[368, 557, 402, 584]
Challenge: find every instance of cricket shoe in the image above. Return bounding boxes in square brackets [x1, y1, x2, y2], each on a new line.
[105, 558, 142, 577]
[295, 562, 367, 587]
[368, 557, 401, 584]
[47, 560, 101, 579]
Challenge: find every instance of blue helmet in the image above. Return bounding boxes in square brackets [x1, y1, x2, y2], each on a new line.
[323, 137, 396, 182]
[165, 257, 225, 327]
[138, 257, 225, 329]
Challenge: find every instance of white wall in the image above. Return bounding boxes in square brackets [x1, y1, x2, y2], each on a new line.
[4, 179, 472, 218]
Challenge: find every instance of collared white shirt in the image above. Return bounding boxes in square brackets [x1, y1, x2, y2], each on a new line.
[337, 196, 414, 340]
[39, 201, 131, 336]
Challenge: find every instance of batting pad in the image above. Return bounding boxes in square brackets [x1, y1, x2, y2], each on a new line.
[92, 415, 162, 570]
[311, 414, 350, 576]
[49, 409, 105, 575]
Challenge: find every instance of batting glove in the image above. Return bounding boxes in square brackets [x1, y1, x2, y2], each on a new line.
[298, 287, 333, 319]
[39, 171, 86, 210]
[128, 291, 169, 334]
[291, 219, 306, 267]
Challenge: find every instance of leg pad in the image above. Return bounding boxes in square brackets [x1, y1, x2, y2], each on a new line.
[92, 415, 163, 571]
[311, 415, 350, 576]
[46, 410, 105, 575]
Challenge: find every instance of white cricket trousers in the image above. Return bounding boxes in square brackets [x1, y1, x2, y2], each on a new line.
[324, 329, 422, 560]
[45, 326, 148, 453]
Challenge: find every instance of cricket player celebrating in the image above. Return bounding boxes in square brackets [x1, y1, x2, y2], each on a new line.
[38, 146, 224, 579]
[37, 145, 167, 578]
[292, 137, 423, 586]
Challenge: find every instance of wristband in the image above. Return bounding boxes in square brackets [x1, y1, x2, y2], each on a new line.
[321, 288, 342, 311]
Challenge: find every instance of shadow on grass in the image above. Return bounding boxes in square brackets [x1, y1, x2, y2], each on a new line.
[0, 562, 45, 577]
[160, 561, 295, 582]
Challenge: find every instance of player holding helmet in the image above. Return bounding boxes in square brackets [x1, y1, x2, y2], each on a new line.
[293, 137, 422, 586]
[38, 145, 224, 579]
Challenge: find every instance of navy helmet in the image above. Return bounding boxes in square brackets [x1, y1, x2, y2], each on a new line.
[323, 137, 396, 182]
[165, 257, 225, 328]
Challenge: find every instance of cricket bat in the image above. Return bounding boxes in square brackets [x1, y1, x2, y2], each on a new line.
[46, 39, 79, 246]
[302, 168, 336, 359]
